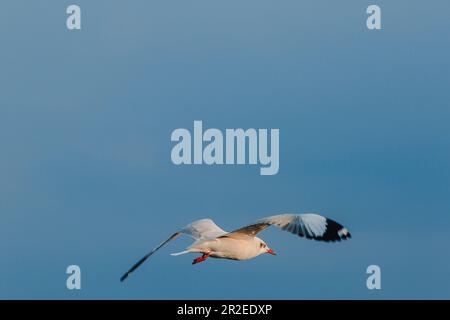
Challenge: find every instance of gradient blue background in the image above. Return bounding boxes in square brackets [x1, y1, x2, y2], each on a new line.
[1, 0, 449, 299]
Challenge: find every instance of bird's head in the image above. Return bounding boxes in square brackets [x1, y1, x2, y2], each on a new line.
[256, 238, 276, 256]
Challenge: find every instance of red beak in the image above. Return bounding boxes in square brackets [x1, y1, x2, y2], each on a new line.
[266, 248, 276, 255]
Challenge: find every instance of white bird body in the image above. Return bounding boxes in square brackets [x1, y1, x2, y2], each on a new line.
[184, 236, 266, 261]
[120, 213, 351, 281]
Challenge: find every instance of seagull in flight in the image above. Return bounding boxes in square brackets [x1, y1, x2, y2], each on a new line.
[120, 213, 351, 281]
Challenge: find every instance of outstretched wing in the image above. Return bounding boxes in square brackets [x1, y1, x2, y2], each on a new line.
[223, 213, 351, 242]
[120, 232, 181, 282]
[120, 219, 227, 282]
[182, 218, 228, 240]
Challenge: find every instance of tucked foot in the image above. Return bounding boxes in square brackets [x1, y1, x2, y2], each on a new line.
[192, 253, 210, 265]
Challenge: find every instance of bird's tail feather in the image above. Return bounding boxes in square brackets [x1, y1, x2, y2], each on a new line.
[170, 250, 190, 256]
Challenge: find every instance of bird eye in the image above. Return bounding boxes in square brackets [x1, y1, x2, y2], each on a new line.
[260, 243, 266, 248]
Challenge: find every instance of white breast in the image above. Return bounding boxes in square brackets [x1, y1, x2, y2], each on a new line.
[189, 237, 260, 260]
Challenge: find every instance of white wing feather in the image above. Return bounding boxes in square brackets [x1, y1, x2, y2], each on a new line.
[182, 219, 228, 240]
[120, 218, 227, 281]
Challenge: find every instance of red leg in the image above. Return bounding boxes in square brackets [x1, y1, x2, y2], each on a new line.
[192, 253, 210, 265]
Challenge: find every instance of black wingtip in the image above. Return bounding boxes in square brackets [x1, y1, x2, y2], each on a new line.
[120, 273, 128, 282]
[317, 219, 348, 242]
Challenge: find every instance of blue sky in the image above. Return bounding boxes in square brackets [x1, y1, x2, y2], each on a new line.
[1, 0, 449, 299]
